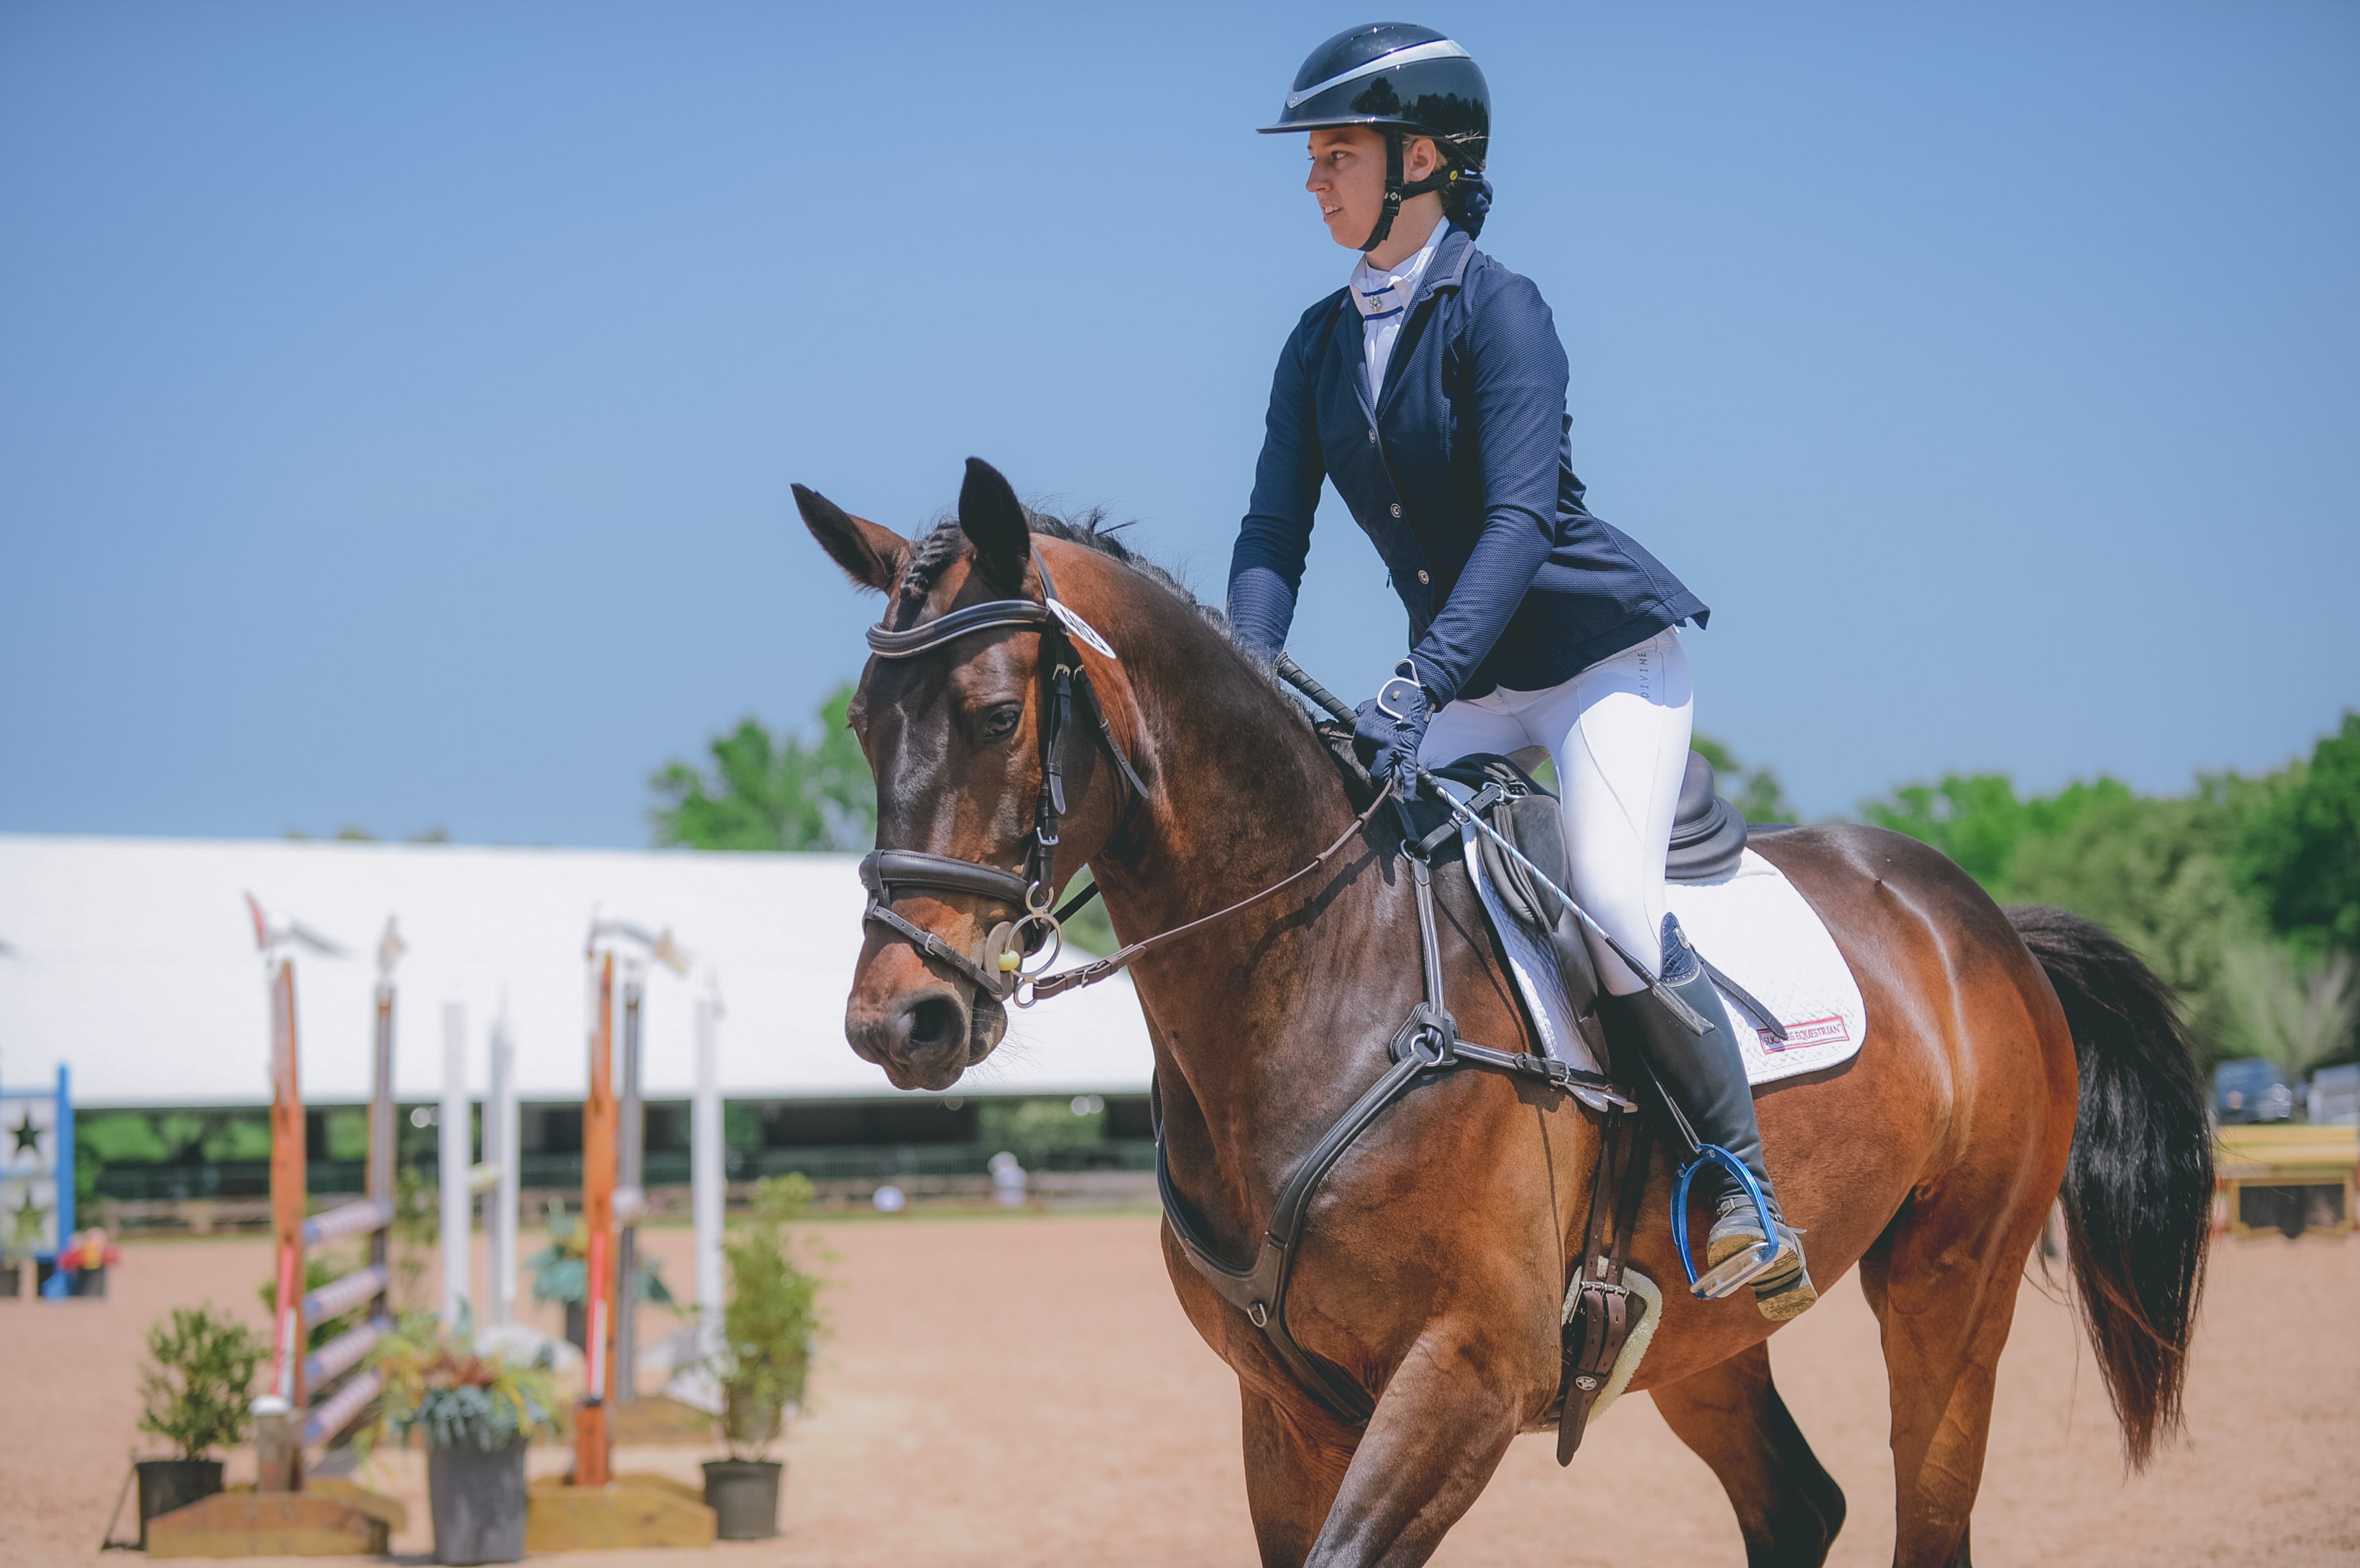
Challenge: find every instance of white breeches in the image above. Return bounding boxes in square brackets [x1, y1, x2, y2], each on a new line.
[1419, 628, 1693, 995]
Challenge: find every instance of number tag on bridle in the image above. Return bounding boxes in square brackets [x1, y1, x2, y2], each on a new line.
[1047, 598, 1117, 660]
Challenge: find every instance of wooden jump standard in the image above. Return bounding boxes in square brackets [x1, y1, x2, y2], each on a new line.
[145, 902, 407, 1558]
[524, 915, 713, 1551]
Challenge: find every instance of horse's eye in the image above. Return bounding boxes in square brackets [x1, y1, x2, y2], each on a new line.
[981, 703, 1022, 740]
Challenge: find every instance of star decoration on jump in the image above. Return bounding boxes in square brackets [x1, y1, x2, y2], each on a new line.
[4, 1184, 51, 1248]
[7, 1110, 42, 1160]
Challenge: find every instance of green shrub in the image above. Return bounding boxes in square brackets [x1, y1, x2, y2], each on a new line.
[137, 1305, 268, 1459]
[717, 1174, 827, 1459]
[979, 1096, 1105, 1160]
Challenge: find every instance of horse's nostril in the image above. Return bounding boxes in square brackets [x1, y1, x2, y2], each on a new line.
[904, 995, 964, 1053]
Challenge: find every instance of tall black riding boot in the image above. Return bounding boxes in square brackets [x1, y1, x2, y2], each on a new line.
[1605, 914, 1815, 1321]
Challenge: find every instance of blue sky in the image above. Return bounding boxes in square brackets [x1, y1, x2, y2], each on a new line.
[3, 2, 2353, 845]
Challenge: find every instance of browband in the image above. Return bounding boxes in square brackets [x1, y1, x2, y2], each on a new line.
[866, 598, 1053, 659]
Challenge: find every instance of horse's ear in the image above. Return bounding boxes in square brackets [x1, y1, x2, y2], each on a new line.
[958, 458, 1031, 591]
[794, 484, 908, 594]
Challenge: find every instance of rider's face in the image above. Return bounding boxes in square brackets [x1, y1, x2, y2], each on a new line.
[1305, 128, 1441, 251]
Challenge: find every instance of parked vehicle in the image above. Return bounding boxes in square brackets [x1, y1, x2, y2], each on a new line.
[2308, 1063, 2360, 1126]
[2214, 1059, 2295, 1124]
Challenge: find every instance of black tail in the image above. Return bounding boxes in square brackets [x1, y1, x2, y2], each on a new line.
[2007, 907, 2211, 1468]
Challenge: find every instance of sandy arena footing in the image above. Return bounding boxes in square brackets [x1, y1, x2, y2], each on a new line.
[3, 1212, 2352, 1565]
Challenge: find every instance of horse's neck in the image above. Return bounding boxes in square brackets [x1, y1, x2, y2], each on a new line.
[1085, 591, 1419, 1212]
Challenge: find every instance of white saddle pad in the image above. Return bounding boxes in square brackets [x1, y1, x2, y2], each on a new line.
[1463, 834, 1866, 1093]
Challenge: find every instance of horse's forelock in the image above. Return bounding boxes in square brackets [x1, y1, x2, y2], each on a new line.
[884, 504, 1309, 722]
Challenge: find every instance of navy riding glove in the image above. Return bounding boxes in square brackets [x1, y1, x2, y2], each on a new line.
[1352, 661, 1435, 799]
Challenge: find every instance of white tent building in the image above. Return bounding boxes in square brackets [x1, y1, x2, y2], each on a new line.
[0, 834, 1153, 1110]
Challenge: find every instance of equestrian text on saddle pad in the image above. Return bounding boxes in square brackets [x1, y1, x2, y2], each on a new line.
[1462, 835, 1868, 1090]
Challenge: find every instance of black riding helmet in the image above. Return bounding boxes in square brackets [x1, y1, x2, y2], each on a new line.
[1260, 22, 1491, 252]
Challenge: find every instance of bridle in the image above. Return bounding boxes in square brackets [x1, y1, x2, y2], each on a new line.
[856, 554, 1394, 1009]
[856, 554, 1151, 1006]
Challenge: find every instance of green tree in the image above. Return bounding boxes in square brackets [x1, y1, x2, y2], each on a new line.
[1857, 773, 2142, 893]
[2238, 712, 2360, 957]
[978, 1096, 1107, 1161]
[650, 685, 875, 851]
[2003, 778, 2271, 1066]
[2221, 944, 2357, 1083]
[1859, 773, 2032, 888]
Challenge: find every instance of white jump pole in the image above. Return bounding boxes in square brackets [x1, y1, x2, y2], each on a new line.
[439, 1001, 471, 1328]
[485, 1006, 519, 1327]
[692, 969, 725, 1359]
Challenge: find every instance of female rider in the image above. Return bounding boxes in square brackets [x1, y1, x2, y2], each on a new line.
[1225, 23, 1813, 1320]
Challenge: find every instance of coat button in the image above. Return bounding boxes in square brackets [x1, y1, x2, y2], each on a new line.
[1390, 503, 1403, 518]
[1417, 569, 1430, 584]
[1368, 428, 1379, 444]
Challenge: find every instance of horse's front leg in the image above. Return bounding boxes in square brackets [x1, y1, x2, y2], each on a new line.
[1239, 1381, 1357, 1568]
[1289, 1316, 1538, 1568]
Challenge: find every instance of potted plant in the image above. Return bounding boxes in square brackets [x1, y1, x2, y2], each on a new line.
[59, 1226, 121, 1296]
[703, 1174, 826, 1541]
[361, 1315, 561, 1567]
[526, 1199, 676, 1348]
[133, 1304, 266, 1546]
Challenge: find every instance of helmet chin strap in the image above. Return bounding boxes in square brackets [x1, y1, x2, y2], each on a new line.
[1359, 128, 1457, 253]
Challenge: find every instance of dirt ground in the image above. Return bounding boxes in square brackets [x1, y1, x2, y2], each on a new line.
[3, 1213, 2352, 1566]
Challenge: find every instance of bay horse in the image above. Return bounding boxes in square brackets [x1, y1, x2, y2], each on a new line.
[795, 458, 2212, 1567]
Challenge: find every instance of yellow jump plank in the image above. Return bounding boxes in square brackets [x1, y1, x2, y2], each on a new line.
[146, 1491, 390, 1558]
[526, 1477, 717, 1552]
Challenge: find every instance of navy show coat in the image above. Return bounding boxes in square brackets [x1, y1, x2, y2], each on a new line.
[1227, 225, 1707, 704]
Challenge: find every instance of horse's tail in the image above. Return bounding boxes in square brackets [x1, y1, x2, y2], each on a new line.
[2006, 905, 2212, 1468]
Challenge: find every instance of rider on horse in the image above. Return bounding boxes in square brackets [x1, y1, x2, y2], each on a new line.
[1227, 23, 1815, 1321]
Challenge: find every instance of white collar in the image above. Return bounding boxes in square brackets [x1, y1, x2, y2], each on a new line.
[1349, 220, 1452, 322]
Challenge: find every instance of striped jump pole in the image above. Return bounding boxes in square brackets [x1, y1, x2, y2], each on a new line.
[245, 898, 403, 1490]
[576, 915, 687, 1487]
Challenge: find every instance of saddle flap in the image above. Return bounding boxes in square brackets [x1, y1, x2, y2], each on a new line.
[1430, 754, 1607, 1022]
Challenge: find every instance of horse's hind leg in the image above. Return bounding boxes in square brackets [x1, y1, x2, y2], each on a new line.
[1860, 1183, 2048, 1568]
[1651, 1343, 1847, 1567]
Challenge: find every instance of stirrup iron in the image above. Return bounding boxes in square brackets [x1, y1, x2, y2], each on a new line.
[1669, 1144, 1780, 1299]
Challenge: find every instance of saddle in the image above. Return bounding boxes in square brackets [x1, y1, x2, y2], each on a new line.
[1420, 748, 1748, 1025]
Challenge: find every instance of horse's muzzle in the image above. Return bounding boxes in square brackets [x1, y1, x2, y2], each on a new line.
[845, 983, 1008, 1091]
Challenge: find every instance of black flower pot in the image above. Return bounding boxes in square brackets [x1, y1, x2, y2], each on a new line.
[702, 1458, 783, 1540]
[135, 1459, 223, 1548]
[563, 1300, 586, 1350]
[427, 1438, 529, 1565]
